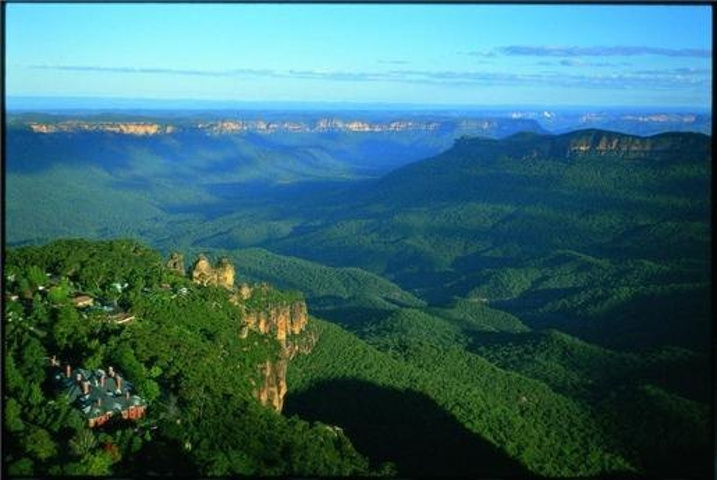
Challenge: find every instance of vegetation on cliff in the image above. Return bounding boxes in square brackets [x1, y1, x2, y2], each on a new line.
[4, 239, 370, 476]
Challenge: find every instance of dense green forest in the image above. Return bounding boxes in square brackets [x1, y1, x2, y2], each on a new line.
[5, 114, 547, 248]
[4, 240, 710, 477]
[287, 313, 709, 477]
[4, 122, 712, 478]
[3, 240, 372, 476]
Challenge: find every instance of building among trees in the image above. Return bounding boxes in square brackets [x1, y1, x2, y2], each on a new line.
[49, 358, 147, 428]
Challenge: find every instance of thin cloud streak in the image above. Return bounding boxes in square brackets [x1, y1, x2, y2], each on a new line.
[31, 64, 709, 91]
[634, 67, 712, 75]
[470, 45, 711, 58]
[32, 65, 274, 77]
[557, 59, 628, 68]
[377, 59, 410, 65]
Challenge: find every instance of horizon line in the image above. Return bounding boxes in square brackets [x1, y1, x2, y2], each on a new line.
[6, 96, 711, 113]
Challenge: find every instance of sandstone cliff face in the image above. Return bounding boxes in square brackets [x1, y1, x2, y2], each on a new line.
[240, 297, 315, 412]
[237, 283, 253, 300]
[28, 122, 175, 135]
[24, 118, 504, 136]
[195, 118, 442, 134]
[565, 132, 656, 157]
[256, 357, 288, 412]
[215, 258, 235, 291]
[191, 254, 235, 290]
[240, 301, 308, 342]
[559, 130, 709, 159]
[166, 252, 185, 276]
[191, 255, 214, 286]
[183, 253, 315, 413]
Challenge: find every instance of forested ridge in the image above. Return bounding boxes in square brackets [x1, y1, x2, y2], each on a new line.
[4, 239, 710, 478]
[3, 240, 372, 476]
[4, 126, 712, 478]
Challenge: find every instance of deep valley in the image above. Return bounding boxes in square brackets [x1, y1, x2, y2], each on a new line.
[4, 110, 712, 478]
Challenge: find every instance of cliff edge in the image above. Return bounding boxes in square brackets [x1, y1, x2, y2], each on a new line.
[188, 254, 316, 412]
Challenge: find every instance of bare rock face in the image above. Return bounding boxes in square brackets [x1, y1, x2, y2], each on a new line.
[237, 283, 253, 300]
[256, 358, 289, 412]
[191, 254, 215, 286]
[251, 322, 315, 412]
[239, 290, 315, 413]
[558, 129, 710, 159]
[166, 252, 185, 276]
[182, 251, 313, 413]
[190, 255, 235, 290]
[241, 302, 309, 342]
[28, 122, 175, 135]
[566, 132, 655, 157]
[215, 258, 235, 290]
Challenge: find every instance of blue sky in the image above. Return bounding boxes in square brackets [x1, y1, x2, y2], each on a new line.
[6, 4, 712, 109]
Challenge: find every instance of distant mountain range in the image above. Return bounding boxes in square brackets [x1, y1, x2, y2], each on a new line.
[11, 115, 546, 137]
[8, 105, 711, 137]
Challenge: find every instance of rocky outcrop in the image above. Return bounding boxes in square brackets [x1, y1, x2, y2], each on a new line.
[564, 131, 656, 157]
[180, 253, 316, 413]
[166, 252, 185, 276]
[23, 117, 543, 137]
[191, 254, 235, 290]
[237, 282, 253, 300]
[557, 129, 710, 159]
[191, 255, 214, 286]
[196, 119, 442, 134]
[252, 323, 315, 411]
[256, 358, 288, 412]
[240, 302, 308, 342]
[28, 122, 175, 135]
[186, 254, 306, 339]
[240, 295, 315, 412]
[215, 258, 235, 291]
[475, 129, 711, 162]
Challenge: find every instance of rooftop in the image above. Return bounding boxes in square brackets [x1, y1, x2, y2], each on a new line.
[50, 361, 148, 428]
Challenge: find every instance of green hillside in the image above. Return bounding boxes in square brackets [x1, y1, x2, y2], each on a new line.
[3, 240, 370, 477]
[269, 130, 710, 276]
[5, 125, 711, 478]
[228, 248, 424, 306]
[288, 318, 643, 477]
[287, 308, 710, 477]
[264, 130, 711, 352]
[162, 246, 425, 330]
